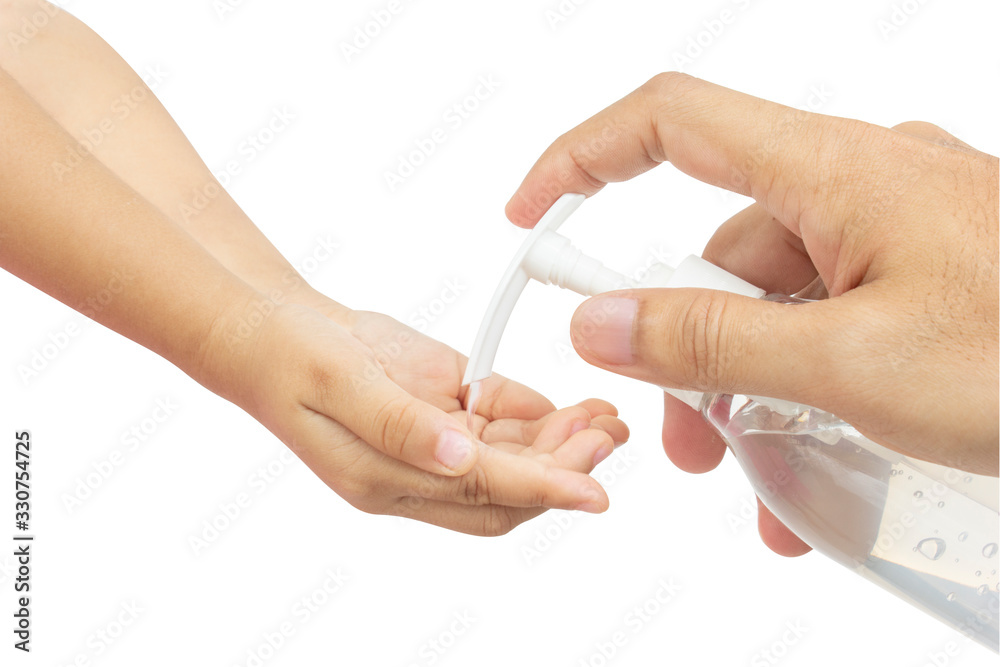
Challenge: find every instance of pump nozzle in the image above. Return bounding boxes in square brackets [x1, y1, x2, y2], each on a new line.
[462, 194, 630, 386]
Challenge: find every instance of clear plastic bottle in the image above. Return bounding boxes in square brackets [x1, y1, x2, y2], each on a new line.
[665, 290, 998, 650]
[707, 389, 999, 650]
[697, 295, 1000, 651]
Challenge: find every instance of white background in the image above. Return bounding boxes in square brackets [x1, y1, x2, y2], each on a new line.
[2, 0, 998, 665]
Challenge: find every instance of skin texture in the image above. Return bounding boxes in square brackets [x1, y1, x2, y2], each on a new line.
[506, 72, 998, 556]
[0, 1, 629, 536]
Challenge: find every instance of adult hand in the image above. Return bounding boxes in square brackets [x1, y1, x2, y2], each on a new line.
[505, 73, 998, 555]
[213, 298, 627, 536]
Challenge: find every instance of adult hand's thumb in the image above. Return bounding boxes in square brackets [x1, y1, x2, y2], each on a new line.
[569, 289, 830, 405]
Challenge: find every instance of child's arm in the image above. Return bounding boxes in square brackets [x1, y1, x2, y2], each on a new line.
[0, 69, 256, 401]
[0, 5, 628, 533]
[0, 1, 319, 311]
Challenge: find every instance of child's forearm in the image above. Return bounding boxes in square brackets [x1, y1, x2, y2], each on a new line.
[0, 70, 258, 404]
[0, 3, 335, 315]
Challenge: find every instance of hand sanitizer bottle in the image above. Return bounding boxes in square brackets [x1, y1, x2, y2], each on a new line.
[463, 194, 999, 650]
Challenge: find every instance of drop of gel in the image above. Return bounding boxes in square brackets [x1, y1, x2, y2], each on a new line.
[983, 543, 998, 559]
[913, 491, 923, 498]
[915, 537, 946, 561]
[958, 532, 968, 542]
[975, 570, 982, 577]
[465, 380, 483, 435]
[937, 501, 945, 508]
[977, 585, 988, 596]
[946, 592, 956, 602]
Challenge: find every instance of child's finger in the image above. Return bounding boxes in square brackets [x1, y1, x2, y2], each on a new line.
[574, 397, 619, 418]
[589, 414, 629, 446]
[401, 445, 609, 512]
[478, 405, 592, 447]
[529, 406, 605, 455]
[544, 428, 615, 473]
[467, 371, 556, 422]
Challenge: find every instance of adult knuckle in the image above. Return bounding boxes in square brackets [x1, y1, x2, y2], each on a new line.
[642, 73, 705, 129]
[676, 291, 733, 390]
[564, 146, 608, 191]
[643, 71, 700, 99]
[810, 118, 883, 180]
[801, 118, 891, 214]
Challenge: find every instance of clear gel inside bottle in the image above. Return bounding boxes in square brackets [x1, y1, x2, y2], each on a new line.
[704, 384, 999, 651]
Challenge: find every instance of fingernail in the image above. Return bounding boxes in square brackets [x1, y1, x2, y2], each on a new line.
[592, 443, 613, 467]
[572, 297, 636, 366]
[436, 430, 475, 471]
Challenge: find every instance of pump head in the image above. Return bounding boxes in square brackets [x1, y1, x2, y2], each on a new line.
[462, 193, 766, 410]
[462, 194, 630, 386]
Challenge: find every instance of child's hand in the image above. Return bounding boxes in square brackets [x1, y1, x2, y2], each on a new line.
[0, 14, 628, 536]
[213, 300, 627, 536]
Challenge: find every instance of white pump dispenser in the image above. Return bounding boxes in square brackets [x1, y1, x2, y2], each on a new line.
[464, 193, 1000, 650]
[462, 194, 764, 397]
[463, 194, 626, 386]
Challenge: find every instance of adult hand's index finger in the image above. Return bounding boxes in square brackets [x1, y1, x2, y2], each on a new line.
[506, 73, 836, 230]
